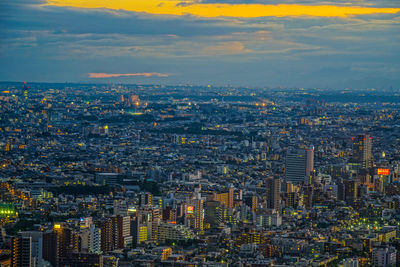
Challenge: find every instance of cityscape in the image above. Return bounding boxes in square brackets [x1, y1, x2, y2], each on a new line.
[0, 82, 400, 266]
[1, 0, 400, 266]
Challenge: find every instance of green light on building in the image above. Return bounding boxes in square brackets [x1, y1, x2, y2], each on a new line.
[0, 203, 16, 217]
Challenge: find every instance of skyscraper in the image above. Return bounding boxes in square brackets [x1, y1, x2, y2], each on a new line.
[186, 199, 204, 234]
[265, 177, 281, 211]
[306, 145, 314, 178]
[285, 147, 314, 184]
[205, 200, 222, 228]
[352, 134, 373, 169]
[42, 232, 58, 267]
[11, 236, 32, 267]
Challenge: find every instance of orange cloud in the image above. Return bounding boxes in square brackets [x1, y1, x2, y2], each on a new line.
[45, 0, 400, 18]
[205, 41, 251, 55]
[89, 72, 168, 78]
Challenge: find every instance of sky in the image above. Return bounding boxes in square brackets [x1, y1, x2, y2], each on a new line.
[0, 0, 399, 89]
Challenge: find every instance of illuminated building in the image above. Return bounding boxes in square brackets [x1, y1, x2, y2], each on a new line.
[157, 223, 196, 243]
[285, 148, 313, 184]
[372, 246, 397, 267]
[205, 200, 222, 228]
[131, 216, 148, 245]
[139, 192, 152, 207]
[63, 252, 103, 267]
[255, 210, 282, 227]
[95, 219, 114, 252]
[0, 203, 16, 218]
[306, 145, 314, 182]
[351, 134, 373, 169]
[160, 247, 172, 261]
[211, 187, 234, 209]
[286, 192, 298, 208]
[20, 231, 44, 267]
[22, 82, 28, 102]
[265, 177, 281, 211]
[162, 206, 177, 222]
[114, 215, 132, 248]
[80, 225, 101, 254]
[186, 199, 204, 234]
[51, 224, 79, 265]
[338, 180, 358, 205]
[244, 195, 258, 212]
[11, 236, 32, 267]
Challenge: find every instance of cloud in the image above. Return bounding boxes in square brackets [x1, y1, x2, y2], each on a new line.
[0, 0, 399, 88]
[45, 0, 400, 18]
[204, 41, 251, 55]
[89, 72, 169, 78]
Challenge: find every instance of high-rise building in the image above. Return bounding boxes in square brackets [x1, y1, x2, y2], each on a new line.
[244, 195, 258, 212]
[352, 134, 373, 169]
[286, 192, 298, 208]
[53, 224, 78, 260]
[43, 232, 58, 267]
[211, 187, 234, 209]
[79, 225, 102, 254]
[306, 145, 314, 179]
[20, 231, 44, 267]
[162, 206, 177, 222]
[11, 236, 32, 267]
[302, 185, 314, 209]
[372, 246, 397, 267]
[338, 179, 358, 205]
[285, 148, 313, 184]
[114, 215, 132, 249]
[139, 192, 152, 207]
[265, 177, 281, 211]
[186, 199, 204, 234]
[95, 219, 114, 252]
[205, 200, 222, 228]
[131, 216, 148, 245]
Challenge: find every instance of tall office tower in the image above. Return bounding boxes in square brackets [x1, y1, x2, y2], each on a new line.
[20, 231, 44, 267]
[53, 224, 78, 261]
[43, 232, 58, 267]
[338, 179, 358, 205]
[286, 148, 313, 184]
[286, 192, 299, 208]
[265, 177, 281, 211]
[228, 187, 234, 209]
[187, 199, 204, 234]
[95, 219, 114, 252]
[114, 215, 131, 249]
[205, 200, 222, 228]
[22, 81, 28, 102]
[11, 236, 32, 267]
[306, 145, 314, 179]
[150, 209, 162, 241]
[194, 199, 204, 233]
[302, 185, 314, 209]
[352, 134, 373, 169]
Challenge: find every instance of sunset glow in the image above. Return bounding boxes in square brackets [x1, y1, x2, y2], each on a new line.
[45, 0, 400, 18]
